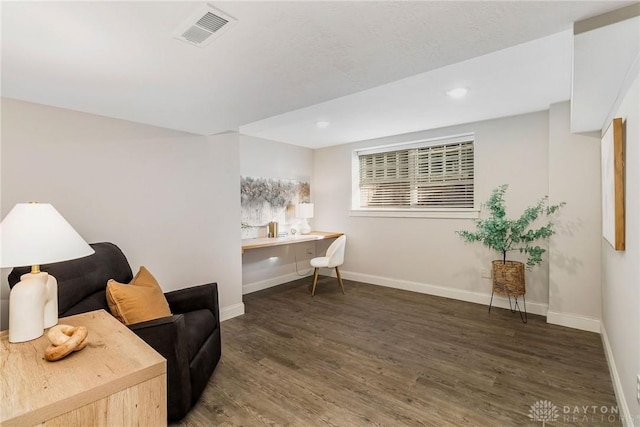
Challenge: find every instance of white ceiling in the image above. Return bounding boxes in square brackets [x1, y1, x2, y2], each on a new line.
[572, 15, 640, 133]
[241, 30, 573, 148]
[1, 1, 634, 148]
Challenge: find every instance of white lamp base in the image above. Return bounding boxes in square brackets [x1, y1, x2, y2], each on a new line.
[9, 272, 58, 343]
[299, 218, 311, 235]
[43, 273, 59, 329]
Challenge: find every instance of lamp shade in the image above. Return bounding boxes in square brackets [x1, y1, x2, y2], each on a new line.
[296, 203, 314, 219]
[0, 203, 94, 268]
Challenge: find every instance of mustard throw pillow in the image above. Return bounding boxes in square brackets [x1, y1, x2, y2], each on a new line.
[106, 266, 172, 325]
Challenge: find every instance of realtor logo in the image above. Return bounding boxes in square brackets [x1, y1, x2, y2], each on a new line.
[529, 400, 560, 426]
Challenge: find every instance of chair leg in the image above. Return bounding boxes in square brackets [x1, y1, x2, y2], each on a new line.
[335, 267, 345, 294]
[311, 268, 319, 296]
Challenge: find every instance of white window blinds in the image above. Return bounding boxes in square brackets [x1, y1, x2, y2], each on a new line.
[358, 137, 474, 209]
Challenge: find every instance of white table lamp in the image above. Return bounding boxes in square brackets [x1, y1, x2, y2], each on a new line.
[0, 203, 94, 343]
[296, 203, 314, 235]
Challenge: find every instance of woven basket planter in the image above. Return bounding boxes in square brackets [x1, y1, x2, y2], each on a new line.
[491, 260, 525, 297]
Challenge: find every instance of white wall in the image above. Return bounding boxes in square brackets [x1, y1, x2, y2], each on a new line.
[240, 134, 314, 183]
[314, 111, 553, 313]
[600, 70, 640, 425]
[0, 99, 244, 328]
[548, 101, 602, 332]
[239, 134, 316, 293]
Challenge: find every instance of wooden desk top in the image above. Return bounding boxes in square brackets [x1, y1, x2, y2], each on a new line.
[242, 231, 343, 252]
[0, 309, 166, 426]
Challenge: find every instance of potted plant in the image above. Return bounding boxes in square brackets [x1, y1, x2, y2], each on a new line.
[456, 184, 565, 322]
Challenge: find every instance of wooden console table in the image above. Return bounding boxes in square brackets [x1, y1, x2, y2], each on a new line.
[242, 231, 343, 253]
[0, 309, 167, 426]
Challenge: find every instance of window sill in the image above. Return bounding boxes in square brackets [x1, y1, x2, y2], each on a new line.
[349, 209, 480, 219]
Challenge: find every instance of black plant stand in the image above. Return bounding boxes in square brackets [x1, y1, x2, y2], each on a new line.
[489, 291, 528, 324]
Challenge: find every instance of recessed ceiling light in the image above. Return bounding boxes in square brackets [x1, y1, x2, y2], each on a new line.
[446, 87, 468, 99]
[316, 120, 330, 129]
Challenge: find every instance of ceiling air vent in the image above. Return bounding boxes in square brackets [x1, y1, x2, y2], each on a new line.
[173, 5, 237, 47]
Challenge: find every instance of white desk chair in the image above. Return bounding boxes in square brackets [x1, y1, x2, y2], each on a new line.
[310, 235, 346, 296]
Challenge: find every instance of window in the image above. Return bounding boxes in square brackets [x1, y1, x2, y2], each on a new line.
[353, 134, 475, 215]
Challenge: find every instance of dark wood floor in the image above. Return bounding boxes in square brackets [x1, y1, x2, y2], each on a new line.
[172, 277, 620, 426]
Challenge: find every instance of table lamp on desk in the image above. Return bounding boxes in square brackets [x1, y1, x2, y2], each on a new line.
[296, 203, 314, 235]
[0, 203, 94, 343]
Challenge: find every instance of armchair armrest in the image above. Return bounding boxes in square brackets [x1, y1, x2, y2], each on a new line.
[129, 314, 192, 420]
[164, 282, 219, 323]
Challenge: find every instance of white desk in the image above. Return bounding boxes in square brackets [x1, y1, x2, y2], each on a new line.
[241, 231, 343, 253]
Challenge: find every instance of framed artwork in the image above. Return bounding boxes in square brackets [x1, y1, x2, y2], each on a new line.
[240, 176, 310, 238]
[601, 117, 625, 251]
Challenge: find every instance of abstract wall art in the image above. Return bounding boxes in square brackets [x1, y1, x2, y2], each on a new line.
[601, 117, 625, 251]
[241, 176, 310, 238]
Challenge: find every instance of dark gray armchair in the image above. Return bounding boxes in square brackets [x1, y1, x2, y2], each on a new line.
[8, 242, 221, 421]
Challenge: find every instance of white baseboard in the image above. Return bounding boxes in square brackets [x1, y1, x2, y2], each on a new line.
[601, 324, 634, 427]
[243, 271, 313, 295]
[340, 270, 548, 316]
[546, 310, 601, 333]
[220, 302, 245, 322]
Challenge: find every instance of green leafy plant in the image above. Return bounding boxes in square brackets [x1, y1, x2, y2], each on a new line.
[456, 184, 565, 267]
